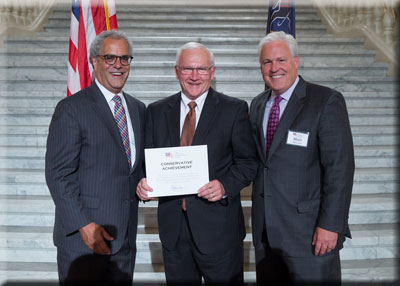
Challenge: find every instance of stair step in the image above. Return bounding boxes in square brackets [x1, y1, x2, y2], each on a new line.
[3, 36, 367, 51]
[0, 126, 49, 135]
[0, 40, 371, 53]
[0, 106, 397, 118]
[46, 18, 322, 27]
[8, 47, 371, 56]
[1, 144, 396, 157]
[0, 177, 397, 197]
[0, 223, 396, 250]
[0, 224, 397, 264]
[348, 108, 399, 115]
[51, 5, 315, 15]
[0, 259, 398, 284]
[354, 145, 397, 156]
[341, 258, 400, 282]
[0, 167, 395, 185]
[14, 125, 400, 138]
[352, 134, 397, 146]
[0, 194, 398, 229]
[0, 54, 378, 70]
[349, 115, 397, 126]
[351, 126, 398, 135]
[1, 80, 396, 95]
[40, 25, 327, 36]
[0, 65, 388, 81]
[0, 154, 397, 169]
[0, 95, 396, 110]
[0, 114, 396, 128]
[2, 42, 369, 53]
[0, 90, 396, 101]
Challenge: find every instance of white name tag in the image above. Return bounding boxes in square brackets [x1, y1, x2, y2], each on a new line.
[286, 130, 309, 147]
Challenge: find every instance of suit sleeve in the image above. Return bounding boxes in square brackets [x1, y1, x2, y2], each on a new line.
[316, 91, 355, 234]
[218, 101, 258, 198]
[144, 104, 154, 149]
[45, 99, 91, 235]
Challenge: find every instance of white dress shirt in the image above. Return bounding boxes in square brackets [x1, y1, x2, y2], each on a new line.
[95, 79, 136, 167]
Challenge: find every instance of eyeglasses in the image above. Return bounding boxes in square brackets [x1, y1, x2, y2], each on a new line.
[98, 54, 133, 66]
[177, 66, 213, 75]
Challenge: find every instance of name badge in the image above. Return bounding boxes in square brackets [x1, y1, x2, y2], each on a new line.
[286, 130, 309, 147]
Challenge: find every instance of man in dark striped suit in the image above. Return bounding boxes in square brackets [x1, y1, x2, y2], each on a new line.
[45, 30, 145, 285]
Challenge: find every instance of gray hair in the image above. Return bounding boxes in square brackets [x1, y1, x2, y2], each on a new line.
[258, 31, 298, 63]
[89, 30, 133, 65]
[175, 42, 215, 66]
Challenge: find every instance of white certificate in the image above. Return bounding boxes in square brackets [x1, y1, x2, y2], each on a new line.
[145, 145, 209, 197]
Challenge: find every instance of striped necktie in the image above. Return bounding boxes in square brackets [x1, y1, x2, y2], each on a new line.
[112, 95, 132, 167]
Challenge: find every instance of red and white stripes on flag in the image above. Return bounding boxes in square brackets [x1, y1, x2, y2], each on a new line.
[67, 0, 118, 96]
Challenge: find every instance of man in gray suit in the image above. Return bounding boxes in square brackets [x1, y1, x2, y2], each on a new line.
[45, 30, 145, 285]
[250, 31, 355, 285]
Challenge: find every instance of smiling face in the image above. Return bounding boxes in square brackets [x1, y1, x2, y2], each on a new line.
[174, 47, 216, 100]
[92, 38, 130, 94]
[260, 40, 299, 95]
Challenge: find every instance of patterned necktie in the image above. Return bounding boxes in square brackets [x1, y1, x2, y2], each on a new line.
[180, 101, 197, 211]
[112, 95, 132, 167]
[266, 95, 283, 155]
[180, 101, 197, 146]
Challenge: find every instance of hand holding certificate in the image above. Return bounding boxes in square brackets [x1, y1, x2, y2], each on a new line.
[144, 145, 209, 198]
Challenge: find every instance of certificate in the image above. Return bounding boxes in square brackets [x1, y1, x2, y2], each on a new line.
[145, 145, 209, 197]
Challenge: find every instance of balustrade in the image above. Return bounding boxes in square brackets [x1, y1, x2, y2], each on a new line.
[314, 0, 398, 75]
[0, 0, 55, 37]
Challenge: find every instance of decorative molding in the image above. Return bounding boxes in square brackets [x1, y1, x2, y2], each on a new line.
[0, 0, 56, 39]
[314, 0, 398, 75]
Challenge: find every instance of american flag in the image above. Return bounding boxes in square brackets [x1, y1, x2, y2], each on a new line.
[67, 0, 118, 96]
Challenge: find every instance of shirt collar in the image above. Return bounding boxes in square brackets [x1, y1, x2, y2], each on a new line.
[181, 90, 208, 110]
[95, 79, 124, 103]
[271, 76, 299, 102]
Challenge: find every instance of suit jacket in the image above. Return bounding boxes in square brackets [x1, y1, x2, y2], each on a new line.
[250, 77, 355, 258]
[45, 82, 146, 254]
[146, 88, 258, 254]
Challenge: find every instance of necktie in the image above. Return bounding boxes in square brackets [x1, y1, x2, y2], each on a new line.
[180, 101, 197, 146]
[180, 101, 197, 210]
[266, 95, 283, 155]
[112, 95, 132, 167]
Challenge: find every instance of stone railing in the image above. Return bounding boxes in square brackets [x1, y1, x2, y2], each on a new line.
[314, 0, 398, 75]
[0, 0, 56, 43]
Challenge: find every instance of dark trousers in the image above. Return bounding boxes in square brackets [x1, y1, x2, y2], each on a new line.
[162, 211, 244, 286]
[57, 235, 136, 286]
[255, 228, 341, 286]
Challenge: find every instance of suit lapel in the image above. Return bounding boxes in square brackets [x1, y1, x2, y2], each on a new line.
[192, 88, 219, 145]
[166, 88, 220, 147]
[267, 78, 307, 161]
[124, 93, 141, 172]
[165, 93, 181, 147]
[255, 90, 271, 165]
[88, 83, 126, 155]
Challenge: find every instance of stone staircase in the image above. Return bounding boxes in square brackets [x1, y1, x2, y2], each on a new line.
[0, 3, 399, 285]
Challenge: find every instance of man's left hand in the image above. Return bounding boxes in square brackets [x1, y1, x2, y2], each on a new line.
[312, 226, 338, 256]
[198, 180, 226, 202]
